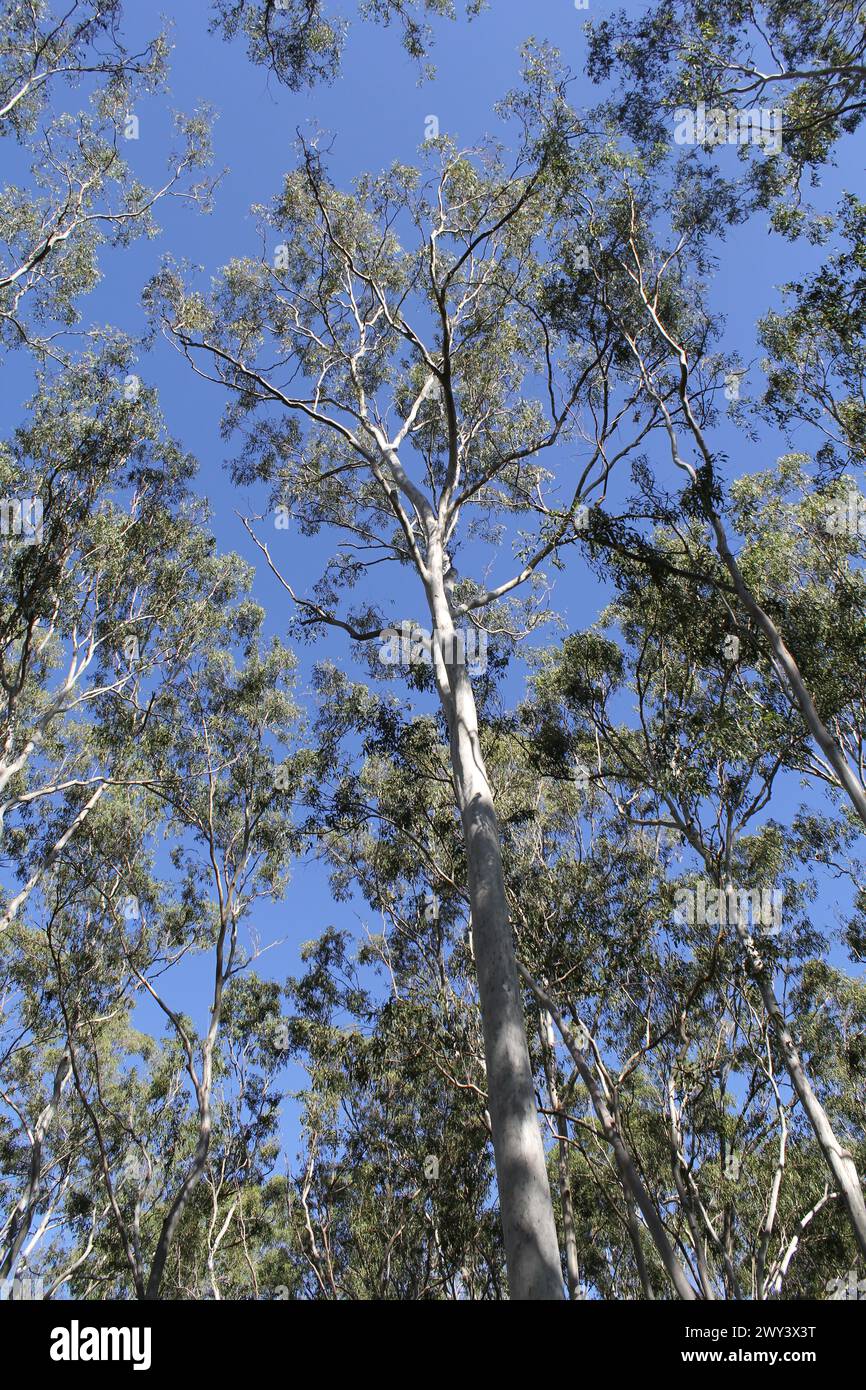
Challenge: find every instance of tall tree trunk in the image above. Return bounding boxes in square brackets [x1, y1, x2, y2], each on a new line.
[624, 1198, 655, 1299]
[723, 880, 866, 1258]
[425, 563, 564, 1300]
[667, 1082, 718, 1299]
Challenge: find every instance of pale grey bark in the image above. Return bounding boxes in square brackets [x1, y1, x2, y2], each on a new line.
[518, 965, 698, 1300]
[764, 1188, 836, 1296]
[0, 782, 106, 933]
[0, 1050, 71, 1282]
[426, 560, 564, 1300]
[540, 1009, 581, 1299]
[724, 878, 866, 1259]
[754, 1052, 788, 1299]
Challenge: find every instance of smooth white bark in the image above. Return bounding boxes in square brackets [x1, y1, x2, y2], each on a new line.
[425, 552, 564, 1300]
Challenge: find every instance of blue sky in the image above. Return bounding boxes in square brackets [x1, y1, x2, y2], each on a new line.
[5, 0, 866, 1183]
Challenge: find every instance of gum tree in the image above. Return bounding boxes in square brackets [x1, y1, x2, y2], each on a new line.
[524, 483, 866, 1260]
[0, 3, 213, 363]
[1, 588, 304, 1299]
[585, 0, 866, 220]
[147, 106, 660, 1296]
[0, 346, 243, 935]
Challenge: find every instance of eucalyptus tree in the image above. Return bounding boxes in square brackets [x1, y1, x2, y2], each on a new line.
[585, 0, 866, 219]
[523, 484, 866, 1265]
[208, 0, 487, 88]
[0, 591, 304, 1299]
[0, 2, 214, 363]
[146, 101, 665, 1296]
[539, 143, 866, 850]
[301, 662, 700, 1297]
[0, 345, 246, 935]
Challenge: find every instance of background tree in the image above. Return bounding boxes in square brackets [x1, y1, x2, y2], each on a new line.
[585, 0, 866, 223]
[523, 489, 866, 1274]
[0, 2, 213, 363]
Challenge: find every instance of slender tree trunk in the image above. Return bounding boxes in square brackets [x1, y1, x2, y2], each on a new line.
[0, 783, 106, 933]
[624, 1198, 655, 1299]
[755, 1077, 787, 1300]
[540, 1010, 581, 1298]
[724, 886, 866, 1258]
[145, 1120, 212, 1299]
[667, 1082, 717, 1299]
[673, 376, 866, 831]
[0, 1051, 70, 1281]
[425, 562, 564, 1300]
[144, 945, 226, 1299]
[576, 1046, 697, 1300]
[709, 510, 866, 827]
[628, 297, 866, 829]
[627, 295, 866, 1258]
[680, 394, 866, 1257]
[519, 965, 698, 1300]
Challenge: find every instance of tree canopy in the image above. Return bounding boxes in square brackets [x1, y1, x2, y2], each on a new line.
[1, 0, 865, 1310]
